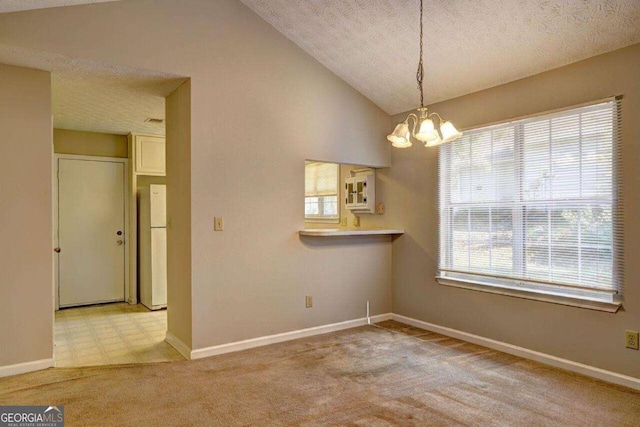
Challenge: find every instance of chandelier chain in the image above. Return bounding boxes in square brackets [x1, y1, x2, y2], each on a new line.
[416, 0, 424, 108]
[386, 0, 462, 148]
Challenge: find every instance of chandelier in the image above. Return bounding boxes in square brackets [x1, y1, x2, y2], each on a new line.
[387, 0, 462, 148]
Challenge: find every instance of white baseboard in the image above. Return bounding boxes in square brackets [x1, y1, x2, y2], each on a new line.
[0, 358, 54, 378]
[165, 331, 192, 360]
[369, 313, 393, 323]
[5, 313, 635, 392]
[190, 313, 392, 360]
[391, 313, 640, 391]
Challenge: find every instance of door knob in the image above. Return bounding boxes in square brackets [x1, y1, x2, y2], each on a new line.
[117, 240, 124, 245]
[54, 247, 61, 253]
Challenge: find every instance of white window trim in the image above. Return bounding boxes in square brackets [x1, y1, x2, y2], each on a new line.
[436, 276, 620, 313]
[437, 96, 623, 312]
[306, 220, 341, 224]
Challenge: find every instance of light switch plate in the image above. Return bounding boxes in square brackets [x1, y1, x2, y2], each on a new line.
[305, 295, 313, 308]
[214, 216, 224, 231]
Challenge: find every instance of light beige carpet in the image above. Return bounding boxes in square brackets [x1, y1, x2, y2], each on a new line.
[1, 320, 639, 426]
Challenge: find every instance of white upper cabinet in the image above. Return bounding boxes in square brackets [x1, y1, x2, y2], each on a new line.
[345, 173, 375, 214]
[133, 135, 165, 176]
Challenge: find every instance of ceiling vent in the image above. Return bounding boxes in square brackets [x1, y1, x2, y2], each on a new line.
[145, 117, 165, 124]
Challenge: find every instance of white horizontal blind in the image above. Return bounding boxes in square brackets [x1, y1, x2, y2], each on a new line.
[438, 99, 622, 300]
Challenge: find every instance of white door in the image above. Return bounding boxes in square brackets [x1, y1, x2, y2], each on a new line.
[57, 158, 126, 307]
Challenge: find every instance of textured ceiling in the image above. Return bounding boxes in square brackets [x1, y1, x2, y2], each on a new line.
[240, 0, 640, 115]
[0, 44, 185, 135]
[0, 0, 122, 13]
[1, 0, 638, 134]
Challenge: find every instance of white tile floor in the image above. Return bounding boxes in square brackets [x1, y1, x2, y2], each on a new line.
[54, 303, 184, 367]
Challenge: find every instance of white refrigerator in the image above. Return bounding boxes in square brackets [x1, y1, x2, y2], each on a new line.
[138, 184, 167, 310]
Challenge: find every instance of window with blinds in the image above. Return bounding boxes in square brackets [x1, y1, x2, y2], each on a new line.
[305, 161, 340, 222]
[438, 99, 622, 304]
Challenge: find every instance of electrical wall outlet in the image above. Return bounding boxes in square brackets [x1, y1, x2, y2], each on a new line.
[376, 203, 385, 215]
[341, 217, 348, 227]
[625, 330, 639, 350]
[353, 216, 360, 227]
[305, 295, 313, 308]
[214, 216, 224, 231]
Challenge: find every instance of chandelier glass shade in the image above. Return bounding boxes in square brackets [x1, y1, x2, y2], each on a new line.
[387, 0, 462, 148]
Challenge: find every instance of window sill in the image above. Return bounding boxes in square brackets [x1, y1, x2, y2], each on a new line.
[304, 218, 340, 224]
[435, 276, 621, 313]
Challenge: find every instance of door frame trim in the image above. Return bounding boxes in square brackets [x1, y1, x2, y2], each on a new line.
[53, 154, 130, 310]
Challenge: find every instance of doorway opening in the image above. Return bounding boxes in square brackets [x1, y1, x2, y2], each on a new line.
[50, 60, 187, 367]
[53, 154, 179, 366]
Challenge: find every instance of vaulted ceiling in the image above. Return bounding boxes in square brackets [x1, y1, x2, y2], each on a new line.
[0, 0, 638, 135]
[240, 0, 640, 115]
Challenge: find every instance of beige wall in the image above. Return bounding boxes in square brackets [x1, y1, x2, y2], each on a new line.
[382, 44, 640, 378]
[136, 175, 166, 187]
[54, 128, 128, 158]
[0, 64, 53, 367]
[183, 0, 391, 348]
[300, 163, 394, 330]
[166, 80, 192, 348]
[0, 0, 391, 355]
